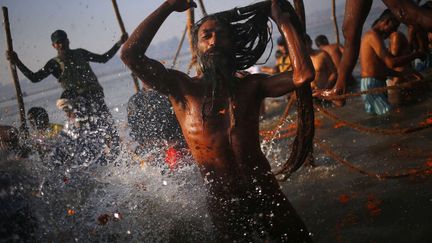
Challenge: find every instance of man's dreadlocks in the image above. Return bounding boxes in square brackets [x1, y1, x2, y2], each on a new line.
[192, 3, 272, 71]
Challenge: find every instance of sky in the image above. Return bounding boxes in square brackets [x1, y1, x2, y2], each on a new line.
[0, 0, 384, 87]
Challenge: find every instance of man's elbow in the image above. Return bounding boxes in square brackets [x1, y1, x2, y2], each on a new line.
[295, 68, 315, 87]
[120, 47, 133, 67]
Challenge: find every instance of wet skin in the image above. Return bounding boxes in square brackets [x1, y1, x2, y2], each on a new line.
[387, 31, 412, 85]
[319, 43, 343, 68]
[308, 49, 337, 90]
[121, 0, 314, 241]
[360, 19, 419, 81]
[317, 0, 431, 104]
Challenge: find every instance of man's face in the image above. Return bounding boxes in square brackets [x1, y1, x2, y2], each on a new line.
[52, 38, 70, 51]
[383, 19, 400, 37]
[277, 44, 287, 56]
[197, 19, 233, 60]
[196, 19, 235, 78]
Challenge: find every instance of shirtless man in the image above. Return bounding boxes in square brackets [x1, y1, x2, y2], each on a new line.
[360, 10, 421, 115]
[314, 35, 343, 68]
[305, 35, 337, 90]
[315, 34, 359, 88]
[317, 0, 432, 105]
[387, 30, 414, 106]
[121, 0, 315, 241]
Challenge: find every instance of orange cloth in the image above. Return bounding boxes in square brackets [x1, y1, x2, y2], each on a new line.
[165, 147, 179, 170]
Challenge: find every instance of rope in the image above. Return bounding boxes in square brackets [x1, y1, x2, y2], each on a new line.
[317, 78, 430, 100]
[260, 94, 296, 141]
[315, 141, 432, 179]
[316, 106, 432, 135]
[260, 94, 296, 134]
[263, 129, 432, 179]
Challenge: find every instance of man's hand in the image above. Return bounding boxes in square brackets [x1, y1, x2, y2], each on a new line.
[270, 0, 284, 22]
[313, 83, 346, 107]
[166, 0, 196, 13]
[6, 50, 18, 64]
[402, 69, 423, 81]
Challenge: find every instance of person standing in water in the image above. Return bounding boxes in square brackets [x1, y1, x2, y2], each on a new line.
[6, 30, 127, 121]
[304, 34, 337, 91]
[121, 0, 314, 241]
[359, 10, 422, 115]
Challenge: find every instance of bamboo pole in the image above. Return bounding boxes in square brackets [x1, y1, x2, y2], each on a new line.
[186, 1, 196, 73]
[171, 26, 188, 69]
[331, 0, 341, 45]
[2, 7, 27, 134]
[111, 0, 140, 93]
[197, 0, 208, 16]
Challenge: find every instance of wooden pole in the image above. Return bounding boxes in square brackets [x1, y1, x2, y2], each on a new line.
[2, 7, 27, 134]
[171, 26, 188, 69]
[332, 0, 341, 45]
[186, 1, 196, 73]
[111, 0, 140, 93]
[197, 0, 208, 16]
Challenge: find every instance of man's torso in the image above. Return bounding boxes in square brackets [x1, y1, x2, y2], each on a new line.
[52, 49, 103, 95]
[322, 44, 342, 67]
[310, 50, 333, 89]
[167, 72, 277, 190]
[360, 30, 389, 80]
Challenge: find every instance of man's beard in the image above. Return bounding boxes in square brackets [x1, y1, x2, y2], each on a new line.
[197, 49, 235, 86]
[197, 49, 236, 122]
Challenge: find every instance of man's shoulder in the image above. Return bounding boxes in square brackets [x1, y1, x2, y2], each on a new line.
[167, 68, 194, 83]
[364, 30, 380, 41]
[327, 44, 341, 52]
[239, 72, 268, 84]
[362, 30, 381, 48]
[68, 48, 89, 57]
[312, 50, 327, 60]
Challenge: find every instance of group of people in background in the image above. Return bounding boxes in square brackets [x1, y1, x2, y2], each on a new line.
[260, 2, 432, 116]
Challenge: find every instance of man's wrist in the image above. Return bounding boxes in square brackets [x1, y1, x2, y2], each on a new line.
[162, 1, 175, 13]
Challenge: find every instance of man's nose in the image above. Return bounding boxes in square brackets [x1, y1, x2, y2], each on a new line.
[209, 34, 217, 47]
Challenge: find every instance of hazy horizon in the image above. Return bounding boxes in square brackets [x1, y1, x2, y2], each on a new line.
[0, 0, 385, 88]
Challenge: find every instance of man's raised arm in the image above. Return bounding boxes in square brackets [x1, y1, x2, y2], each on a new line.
[371, 32, 421, 69]
[6, 51, 54, 83]
[87, 33, 128, 63]
[259, 0, 314, 98]
[121, 0, 196, 92]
